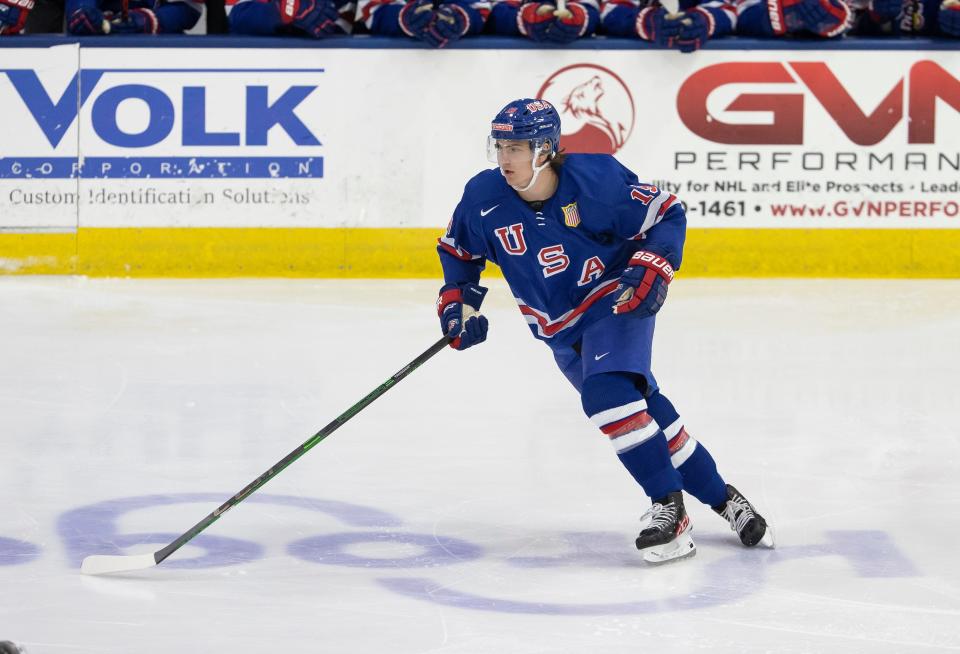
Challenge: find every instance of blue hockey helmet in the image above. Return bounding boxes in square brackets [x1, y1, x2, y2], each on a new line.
[488, 99, 561, 191]
[489, 98, 561, 147]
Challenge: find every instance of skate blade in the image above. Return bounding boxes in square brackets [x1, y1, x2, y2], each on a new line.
[641, 533, 697, 565]
[759, 525, 776, 549]
[643, 545, 697, 565]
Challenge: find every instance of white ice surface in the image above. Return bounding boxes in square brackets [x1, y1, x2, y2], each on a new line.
[1, 277, 959, 653]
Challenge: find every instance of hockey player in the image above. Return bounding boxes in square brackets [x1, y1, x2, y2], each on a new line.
[230, 0, 354, 37]
[601, 0, 737, 52]
[735, 0, 852, 37]
[357, 0, 490, 47]
[487, 0, 600, 43]
[436, 99, 774, 564]
[0, 0, 32, 33]
[66, 0, 202, 33]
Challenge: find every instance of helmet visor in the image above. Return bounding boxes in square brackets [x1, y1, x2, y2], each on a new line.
[486, 136, 549, 165]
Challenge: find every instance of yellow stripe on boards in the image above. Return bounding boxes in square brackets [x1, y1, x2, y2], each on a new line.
[72, 228, 448, 278]
[0, 232, 77, 274]
[0, 227, 957, 278]
[685, 229, 960, 278]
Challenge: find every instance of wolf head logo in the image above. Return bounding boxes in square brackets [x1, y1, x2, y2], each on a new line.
[538, 65, 635, 155]
[563, 75, 627, 154]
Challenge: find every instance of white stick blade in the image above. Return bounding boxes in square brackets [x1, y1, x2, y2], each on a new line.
[80, 553, 157, 575]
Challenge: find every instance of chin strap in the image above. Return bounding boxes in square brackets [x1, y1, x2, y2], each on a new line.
[503, 148, 555, 192]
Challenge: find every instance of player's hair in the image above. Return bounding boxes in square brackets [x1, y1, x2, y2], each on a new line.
[550, 149, 567, 172]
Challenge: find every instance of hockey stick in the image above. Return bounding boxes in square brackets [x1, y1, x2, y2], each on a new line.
[81, 336, 450, 575]
[554, 0, 571, 18]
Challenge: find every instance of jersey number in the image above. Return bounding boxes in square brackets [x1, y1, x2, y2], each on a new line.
[630, 185, 659, 205]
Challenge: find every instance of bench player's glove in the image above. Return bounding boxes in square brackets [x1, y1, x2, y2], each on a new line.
[429, 4, 470, 45]
[400, 0, 469, 46]
[520, 1, 589, 42]
[544, 1, 590, 42]
[68, 5, 109, 33]
[671, 11, 711, 52]
[781, 0, 852, 36]
[399, 0, 435, 36]
[612, 251, 675, 318]
[518, 2, 556, 40]
[437, 282, 489, 350]
[637, 7, 681, 49]
[108, 7, 159, 32]
[279, 0, 341, 37]
[940, 0, 960, 35]
[637, 7, 713, 52]
[0, 0, 33, 34]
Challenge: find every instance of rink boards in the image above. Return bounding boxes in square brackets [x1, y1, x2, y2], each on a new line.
[0, 41, 958, 277]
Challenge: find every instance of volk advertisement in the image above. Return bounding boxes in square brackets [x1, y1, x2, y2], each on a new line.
[0, 47, 958, 230]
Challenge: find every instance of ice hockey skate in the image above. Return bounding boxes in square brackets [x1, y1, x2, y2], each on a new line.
[635, 491, 696, 564]
[713, 484, 775, 548]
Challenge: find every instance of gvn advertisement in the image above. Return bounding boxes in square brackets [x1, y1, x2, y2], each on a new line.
[536, 54, 960, 228]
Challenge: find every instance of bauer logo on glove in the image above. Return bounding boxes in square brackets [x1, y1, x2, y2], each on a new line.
[633, 251, 675, 280]
[612, 250, 675, 317]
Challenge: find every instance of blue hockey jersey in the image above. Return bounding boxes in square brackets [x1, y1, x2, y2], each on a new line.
[437, 153, 686, 350]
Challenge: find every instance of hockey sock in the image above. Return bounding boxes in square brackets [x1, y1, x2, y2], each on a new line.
[619, 433, 687, 501]
[646, 390, 728, 507]
[581, 373, 683, 500]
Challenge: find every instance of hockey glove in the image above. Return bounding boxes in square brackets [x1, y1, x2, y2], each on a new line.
[0, 0, 33, 34]
[399, 0, 436, 39]
[280, 0, 341, 37]
[656, 9, 712, 51]
[940, 0, 960, 35]
[545, 1, 589, 42]
[518, 2, 556, 41]
[673, 11, 712, 51]
[429, 4, 470, 45]
[437, 282, 489, 350]
[108, 7, 159, 32]
[612, 251, 675, 318]
[781, 0, 852, 37]
[67, 5, 109, 34]
[635, 6, 668, 40]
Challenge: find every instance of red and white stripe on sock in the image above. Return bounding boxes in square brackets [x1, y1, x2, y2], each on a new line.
[662, 418, 698, 467]
[590, 399, 661, 454]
